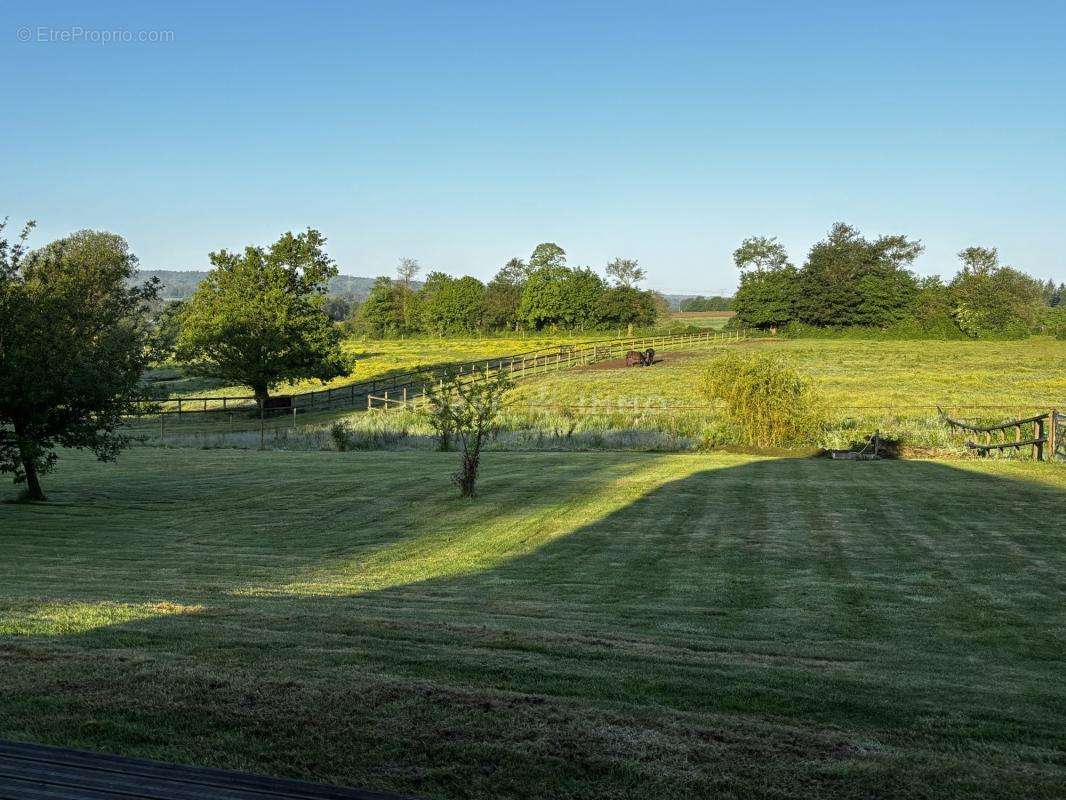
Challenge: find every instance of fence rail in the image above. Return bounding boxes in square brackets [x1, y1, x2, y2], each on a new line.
[941, 407, 1061, 461]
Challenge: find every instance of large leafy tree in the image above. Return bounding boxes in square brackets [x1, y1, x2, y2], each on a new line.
[351, 276, 404, 337]
[950, 248, 1043, 339]
[418, 272, 485, 335]
[528, 242, 566, 272]
[517, 264, 571, 329]
[730, 235, 796, 334]
[794, 223, 923, 327]
[597, 286, 658, 330]
[732, 268, 798, 334]
[0, 222, 158, 501]
[176, 229, 350, 402]
[558, 268, 607, 327]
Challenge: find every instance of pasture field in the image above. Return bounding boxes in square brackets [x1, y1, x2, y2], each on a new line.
[669, 310, 734, 329]
[133, 336, 1066, 455]
[514, 337, 1066, 410]
[3, 448, 1066, 799]
[145, 332, 617, 400]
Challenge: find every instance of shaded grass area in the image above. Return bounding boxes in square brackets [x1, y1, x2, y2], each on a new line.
[2, 449, 1066, 798]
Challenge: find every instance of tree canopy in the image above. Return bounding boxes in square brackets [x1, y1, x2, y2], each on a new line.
[0, 222, 158, 500]
[176, 229, 351, 401]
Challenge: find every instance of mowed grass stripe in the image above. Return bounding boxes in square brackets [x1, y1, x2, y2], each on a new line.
[2, 449, 1065, 798]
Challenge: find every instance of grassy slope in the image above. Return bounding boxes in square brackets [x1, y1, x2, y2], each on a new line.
[3, 449, 1065, 798]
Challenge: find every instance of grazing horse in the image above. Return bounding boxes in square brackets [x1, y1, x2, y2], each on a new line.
[625, 347, 657, 367]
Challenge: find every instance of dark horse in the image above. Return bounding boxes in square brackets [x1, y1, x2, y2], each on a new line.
[625, 347, 656, 367]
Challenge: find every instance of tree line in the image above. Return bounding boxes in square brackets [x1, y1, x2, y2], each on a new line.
[348, 243, 664, 337]
[729, 224, 1065, 339]
[679, 295, 734, 312]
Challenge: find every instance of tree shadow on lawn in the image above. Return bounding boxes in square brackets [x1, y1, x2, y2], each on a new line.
[2, 456, 1066, 799]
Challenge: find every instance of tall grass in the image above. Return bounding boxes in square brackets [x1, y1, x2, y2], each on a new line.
[701, 351, 824, 447]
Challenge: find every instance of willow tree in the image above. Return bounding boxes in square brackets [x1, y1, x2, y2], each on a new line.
[0, 221, 158, 501]
[176, 229, 351, 403]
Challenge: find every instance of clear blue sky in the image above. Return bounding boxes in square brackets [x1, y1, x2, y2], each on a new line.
[4, 0, 1065, 294]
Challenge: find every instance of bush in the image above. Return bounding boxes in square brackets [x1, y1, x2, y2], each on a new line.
[1035, 306, 1066, 340]
[701, 352, 823, 448]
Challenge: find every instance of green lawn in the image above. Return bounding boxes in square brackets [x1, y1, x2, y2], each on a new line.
[2, 449, 1065, 798]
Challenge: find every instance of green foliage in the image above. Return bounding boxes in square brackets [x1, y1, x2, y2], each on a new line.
[152, 299, 186, 357]
[795, 223, 923, 327]
[951, 252, 1044, 339]
[733, 235, 790, 272]
[597, 286, 658, 329]
[176, 229, 351, 401]
[517, 265, 572, 329]
[605, 257, 645, 288]
[1037, 306, 1066, 339]
[732, 267, 797, 332]
[0, 222, 158, 500]
[323, 295, 351, 322]
[680, 295, 733, 311]
[418, 272, 485, 335]
[423, 367, 513, 496]
[483, 264, 523, 331]
[351, 276, 405, 337]
[558, 268, 607, 327]
[528, 242, 566, 272]
[702, 351, 823, 447]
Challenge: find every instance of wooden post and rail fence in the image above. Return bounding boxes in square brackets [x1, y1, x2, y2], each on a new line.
[940, 407, 1063, 462]
[140, 327, 751, 426]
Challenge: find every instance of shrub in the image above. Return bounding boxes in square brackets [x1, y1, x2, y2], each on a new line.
[701, 352, 823, 448]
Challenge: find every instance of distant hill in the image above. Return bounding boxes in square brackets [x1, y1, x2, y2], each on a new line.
[133, 270, 420, 301]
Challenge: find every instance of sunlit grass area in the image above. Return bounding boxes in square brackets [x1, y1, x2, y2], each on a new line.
[669, 311, 734, 329]
[514, 337, 1066, 410]
[145, 332, 612, 399]
[3, 448, 1065, 798]
[133, 337, 1066, 455]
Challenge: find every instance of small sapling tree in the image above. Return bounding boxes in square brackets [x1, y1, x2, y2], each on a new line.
[0, 221, 159, 501]
[423, 367, 512, 496]
[176, 229, 351, 404]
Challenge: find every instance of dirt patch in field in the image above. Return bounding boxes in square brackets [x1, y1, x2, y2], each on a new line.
[584, 356, 669, 371]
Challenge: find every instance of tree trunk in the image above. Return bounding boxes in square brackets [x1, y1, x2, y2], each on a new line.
[253, 384, 270, 405]
[14, 430, 46, 502]
[21, 455, 45, 501]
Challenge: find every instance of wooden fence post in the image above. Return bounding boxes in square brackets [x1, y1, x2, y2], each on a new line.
[1034, 416, 1045, 461]
[1050, 409, 1059, 461]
